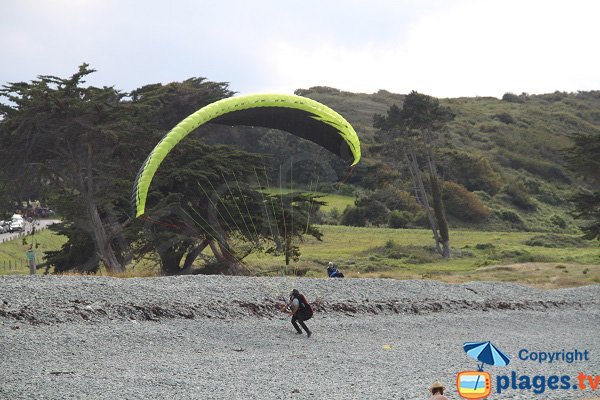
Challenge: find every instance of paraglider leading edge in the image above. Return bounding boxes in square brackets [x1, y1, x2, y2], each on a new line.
[131, 93, 362, 217]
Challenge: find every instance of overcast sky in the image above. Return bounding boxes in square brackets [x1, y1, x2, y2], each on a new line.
[2, 0, 599, 98]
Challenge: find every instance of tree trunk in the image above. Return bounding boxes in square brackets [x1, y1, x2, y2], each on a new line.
[157, 245, 185, 275]
[181, 237, 211, 273]
[106, 207, 132, 266]
[404, 149, 443, 255]
[284, 235, 291, 266]
[208, 240, 249, 275]
[78, 142, 124, 273]
[75, 254, 100, 274]
[86, 198, 124, 272]
[426, 152, 451, 258]
[219, 240, 249, 275]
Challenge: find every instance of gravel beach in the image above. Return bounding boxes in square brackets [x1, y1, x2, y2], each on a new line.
[1, 275, 599, 399]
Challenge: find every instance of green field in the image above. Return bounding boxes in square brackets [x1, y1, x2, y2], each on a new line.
[0, 228, 67, 275]
[315, 193, 355, 212]
[261, 188, 355, 212]
[1, 224, 597, 288]
[244, 225, 599, 288]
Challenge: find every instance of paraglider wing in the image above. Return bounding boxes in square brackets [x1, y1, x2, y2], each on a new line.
[132, 93, 361, 217]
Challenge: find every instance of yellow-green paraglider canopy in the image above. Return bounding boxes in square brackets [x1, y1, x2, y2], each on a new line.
[132, 93, 361, 217]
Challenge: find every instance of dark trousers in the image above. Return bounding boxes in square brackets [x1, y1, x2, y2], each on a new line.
[291, 314, 311, 334]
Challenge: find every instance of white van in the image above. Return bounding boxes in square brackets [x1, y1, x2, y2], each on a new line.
[9, 214, 25, 232]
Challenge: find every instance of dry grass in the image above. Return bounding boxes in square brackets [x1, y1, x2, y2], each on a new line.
[347, 263, 600, 289]
[469, 262, 600, 288]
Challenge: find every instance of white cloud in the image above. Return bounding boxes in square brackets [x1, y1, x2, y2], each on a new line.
[1, 0, 599, 97]
[260, 0, 600, 97]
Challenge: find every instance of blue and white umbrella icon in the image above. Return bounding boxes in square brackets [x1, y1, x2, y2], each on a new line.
[464, 341, 511, 371]
[463, 341, 510, 394]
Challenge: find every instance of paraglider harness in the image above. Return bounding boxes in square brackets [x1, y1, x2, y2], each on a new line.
[327, 265, 344, 278]
[291, 292, 313, 321]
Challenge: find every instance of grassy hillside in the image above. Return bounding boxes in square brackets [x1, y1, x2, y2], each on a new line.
[297, 87, 600, 147]
[245, 225, 598, 288]
[296, 87, 600, 233]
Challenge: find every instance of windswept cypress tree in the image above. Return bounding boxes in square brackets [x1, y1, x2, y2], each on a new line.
[374, 91, 455, 257]
[565, 130, 600, 241]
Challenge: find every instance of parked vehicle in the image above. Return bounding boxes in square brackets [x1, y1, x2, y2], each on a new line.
[9, 214, 25, 232]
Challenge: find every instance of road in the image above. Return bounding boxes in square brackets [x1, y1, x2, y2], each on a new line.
[0, 219, 60, 243]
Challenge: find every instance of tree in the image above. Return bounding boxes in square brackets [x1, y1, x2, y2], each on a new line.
[130, 139, 267, 275]
[0, 65, 327, 275]
[565, 131, 600, 240]
[373, 91, 455, 257]
[0, 170, 13, 220]
[0, 65, 234, 273]
[44, 223, 99, 273]
[0, 65, 140, 272]
[265, 192, 324, 266]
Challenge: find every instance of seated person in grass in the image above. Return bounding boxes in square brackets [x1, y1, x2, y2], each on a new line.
[326, 261, 344, 278]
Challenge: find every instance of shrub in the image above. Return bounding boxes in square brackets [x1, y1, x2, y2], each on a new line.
[479, 123, 501, 133]
[409, 211, 430, 228]
[473, 190, 492, 201]
[441, 150, 503, 195]
[355, 198, 389, 226]
[443, 181, 491, 222]
[294, 86, 340, 95]
[317, 182, 355, 196]
[539, 91, 568, 102]
[351, 163, 400, 190]
[520, 177, 542, 194]
[498, 151, 571, 183]
[524, 234, 589, 248]
[367, 240, 439, 263]
[495, 209, 525, 225]
[314, 208, 341, 225]
[536, 191, 566, 206]
[502, 92, 525, 103]
[370, 188, 422, 213]
[388, 210, 413, 228]
[494, 249, 551, 263]
[493, 112, 515, 124]
[549, 214, 567, 229]
[340, 206, 366, 227]
[340, 199, 389, 227]
[504, 181, 537, 210]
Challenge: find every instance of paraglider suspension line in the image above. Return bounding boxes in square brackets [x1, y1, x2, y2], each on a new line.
[220, 169, 255, 243]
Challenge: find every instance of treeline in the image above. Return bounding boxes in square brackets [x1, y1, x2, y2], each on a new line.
[0, 65, 325, 275]
[0, 66, 597, 275]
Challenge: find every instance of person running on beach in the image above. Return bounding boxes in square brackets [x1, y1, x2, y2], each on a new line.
[428, 382, 448, 400]
[287, 289, 313, 337]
